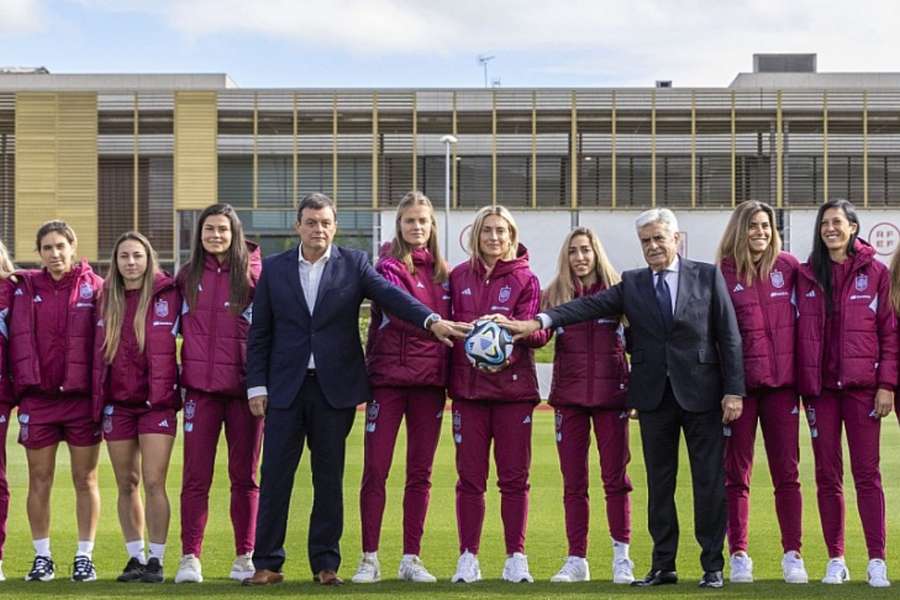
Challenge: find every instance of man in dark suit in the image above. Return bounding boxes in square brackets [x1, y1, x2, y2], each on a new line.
[500, 208, 744, 589]
[241, 193, 467, 586]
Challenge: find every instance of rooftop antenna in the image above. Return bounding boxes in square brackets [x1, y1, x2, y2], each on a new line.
[477, 54, 495, 88]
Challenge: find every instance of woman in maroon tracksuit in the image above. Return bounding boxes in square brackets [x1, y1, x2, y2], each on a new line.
[0, 239, 15, 582]
[352, 191, 450, 584]
[716, 201, 806, 584]
[892, 247, 900, 425]
[542, 227, 633, 585]
[448, 205, 549, 584]
[175, 203, 263, 584]
[93, 231, 181, 583]
[9, 220, 104, 582]
[797, 199, 897, 588]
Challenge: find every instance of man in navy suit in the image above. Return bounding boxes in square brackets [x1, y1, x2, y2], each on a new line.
[241, 193, 467, 586]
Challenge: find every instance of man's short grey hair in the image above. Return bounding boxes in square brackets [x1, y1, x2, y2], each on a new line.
[635, 208, 679, 235]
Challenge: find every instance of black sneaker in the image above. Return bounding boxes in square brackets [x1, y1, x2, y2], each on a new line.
[72, 555, 97, 582]
[117, 557, 145, 582]
[25, 555, 55, 582]
[141, 557, 164, 583]
[698, 570, 724, 589]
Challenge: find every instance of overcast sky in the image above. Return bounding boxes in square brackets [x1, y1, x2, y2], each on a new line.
[2, 0, 899, 88]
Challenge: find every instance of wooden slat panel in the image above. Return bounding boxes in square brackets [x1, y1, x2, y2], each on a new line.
[15, 93, 58, 259]
[57, 93, 98, 260]
[174, 91, 217, 209]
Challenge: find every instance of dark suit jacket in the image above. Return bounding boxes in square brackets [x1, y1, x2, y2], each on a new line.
[546, 257, 745, 412]
[246, 245, 434, 410]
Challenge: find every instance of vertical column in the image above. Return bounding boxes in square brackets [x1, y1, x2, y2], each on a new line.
[292, 93, 298, 208]
[690, 91, 697, 208]
[863, 90, 869, 208]
[412, 92, 417, 192]
[570, 90, 578, 209]
[252, 92, 259, 208]
[133, 92, 140, 229]
[491, 90, 497, 206]
[332, 93, 338, 203]
[372, 91, 379, 209]
[651, 90, 657, 207]
[531, 90, 537, 208]
[174, 91, 218, 212]
[452, 91, 458, 208]
[776, 91, 783, 208]
[822, 91, 829, 203]
[611, 91, 617, 208]
[730, 90, 736, 207]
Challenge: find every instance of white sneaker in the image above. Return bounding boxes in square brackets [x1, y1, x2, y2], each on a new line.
[0, 559, 5, 582]
[550, 556, 590, 582]
[398, 555, 437, 583]
[174, 554, 203, 584]
[351, 553, 381, 583]
[782, 551, 808, 584]
[502, 552, 534, 583]
[230, 553, 255, 581]
[867, 559, 891, 588]
[612, 557, 635, 584]
[451, 551, 481, 583]
[822, 557, 849, 584]
[730, 552, 753, 583]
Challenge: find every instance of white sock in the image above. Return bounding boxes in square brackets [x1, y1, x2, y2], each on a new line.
[76, 540, 94, 558]
[33, 537, 51, 558]
[612, 539, 630, 560]
[125, 539, 146, 563]
[363, 551, 377, 561]
[402, 554, 418, 562]
[149, 542, 166, 564]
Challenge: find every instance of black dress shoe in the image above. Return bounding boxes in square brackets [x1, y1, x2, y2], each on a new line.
[698, 571, 724, 588]
[631, 569, 678, 587]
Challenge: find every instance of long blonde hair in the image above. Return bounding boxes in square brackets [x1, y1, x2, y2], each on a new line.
[716, 201, 782, 286]
[543, 227, 621, 309]
[0, 239, 14, 279]
[891, 246, 900, 315]
[468, 205, 519, 266]
[391, 191, 449, 283]
[101, 231, 160, 364]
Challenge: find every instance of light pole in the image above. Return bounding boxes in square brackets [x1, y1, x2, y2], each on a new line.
[440, 134, 458, 261]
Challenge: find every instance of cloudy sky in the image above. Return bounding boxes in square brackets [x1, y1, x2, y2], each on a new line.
[1, 0, 898, 87]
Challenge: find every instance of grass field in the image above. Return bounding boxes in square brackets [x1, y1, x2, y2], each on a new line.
[2, 410, 899, 599]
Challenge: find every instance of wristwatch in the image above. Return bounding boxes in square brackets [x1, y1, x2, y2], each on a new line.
[424, 313, 442, 329]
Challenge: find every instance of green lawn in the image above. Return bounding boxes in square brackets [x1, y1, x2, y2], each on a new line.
[2, 411, 898, 599]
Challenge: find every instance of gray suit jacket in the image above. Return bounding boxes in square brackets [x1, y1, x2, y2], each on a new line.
[546, 257, 744, 412]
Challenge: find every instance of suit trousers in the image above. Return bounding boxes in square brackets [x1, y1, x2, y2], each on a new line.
[638, 381, 726, 573]
[252, 373, 356, 575]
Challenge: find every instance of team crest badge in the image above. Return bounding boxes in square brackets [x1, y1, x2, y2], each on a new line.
[18, 412, 29, 441]
[103, 415, 113, 434]
[855, 273, 868, 292]
[184, 398, 196, 420]
[155, 298, 169, 318]
[79, 282, 93, 300]
[498, 285, 512, 304]
[104, 404, 114, 416]
[367, 401, 380, 422]
[453, 410, 462, 431]
[770, 270, 785, 289]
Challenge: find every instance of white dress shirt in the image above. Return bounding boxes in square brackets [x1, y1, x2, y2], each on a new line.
[536, 254, 681, 330]
[247, 243, 331, 400]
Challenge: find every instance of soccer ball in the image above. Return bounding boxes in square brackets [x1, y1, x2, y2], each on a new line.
[464, 319, 514, 369]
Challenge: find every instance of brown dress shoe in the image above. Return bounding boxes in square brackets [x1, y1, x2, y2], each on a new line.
[241, 569, 284, 586]
[315, 570, 343, 585]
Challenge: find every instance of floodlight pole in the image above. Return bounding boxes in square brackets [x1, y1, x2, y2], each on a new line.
[440, 134, 459, 261]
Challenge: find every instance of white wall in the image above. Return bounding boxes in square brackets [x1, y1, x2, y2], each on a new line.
[379, 209, 900, 285]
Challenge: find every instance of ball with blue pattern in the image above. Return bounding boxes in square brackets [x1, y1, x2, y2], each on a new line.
[464, 319, 514, 369]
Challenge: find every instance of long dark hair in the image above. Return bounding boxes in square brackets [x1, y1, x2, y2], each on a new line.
[183, 203, 251, 315]
[809, 198, 860, 311]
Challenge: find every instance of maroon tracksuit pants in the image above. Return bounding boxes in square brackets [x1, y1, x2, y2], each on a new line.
[359, 386, 445, 555]
[554, 406, 632, 557]
[0, 407, 8, 560]
[180, 391, 264, 557]
[724, 387, 802, 555]
[453, 399, 534, 555]
[805, 387, 886, 560]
